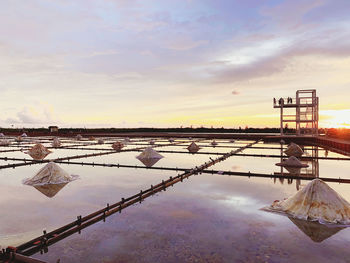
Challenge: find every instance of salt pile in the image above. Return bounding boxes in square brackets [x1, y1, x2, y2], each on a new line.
[26, 143, 52, 160]
[211, 140, 218, 146]
[112, 141, 124, 151]
[0, 139, 10, 146]
[136, 147, 164, 167]
[52, 137, 61, 147]
[284, 142, 304, 157]
[276, 156, 309, 168]
[97, 139, 104, 144]
[76, 134, 82, 140]
[23, 162, 78, 197]
[23, 162, 78, 185]
[264, 179, 350, 224]
[187, 142, 200, 153]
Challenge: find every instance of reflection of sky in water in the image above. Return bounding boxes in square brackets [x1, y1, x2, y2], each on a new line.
[1, 139, 350, 262]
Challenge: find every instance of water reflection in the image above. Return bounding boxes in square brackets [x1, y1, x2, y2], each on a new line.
[274, 143, 320, 190]
[33, 183, 68, 198]
[288, 217, 345, 243]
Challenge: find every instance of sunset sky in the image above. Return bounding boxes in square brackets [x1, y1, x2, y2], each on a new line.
[0, 0, 349, 128]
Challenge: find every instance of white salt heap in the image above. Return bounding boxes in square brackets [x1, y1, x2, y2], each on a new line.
[136, 147, 164, 167]
[0, 139, 10, 146]
[112, 141, 124, 151]
[0, 133, 4, 137]
[21, 133, 28, 137]
[264, 179, 350, 224]
[52, 137, 61, 147]
[187, 142, 200, 153]
[149, 139, 155, 145]
[284, 142, 304, 157]
[23, 162, 78, 186]
[76, 134, 82, 140]
[26, 143, 52, 160]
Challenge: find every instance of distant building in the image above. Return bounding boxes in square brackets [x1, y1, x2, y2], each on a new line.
[49, 126, 59, 133]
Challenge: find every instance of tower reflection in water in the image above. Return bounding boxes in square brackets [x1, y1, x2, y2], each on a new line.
[274, 142, 319, 190]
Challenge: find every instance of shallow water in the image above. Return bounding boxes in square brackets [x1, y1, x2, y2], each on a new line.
[0, 137, 350, 262]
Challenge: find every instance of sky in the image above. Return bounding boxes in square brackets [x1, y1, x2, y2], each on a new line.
[0, 0, 350, 129]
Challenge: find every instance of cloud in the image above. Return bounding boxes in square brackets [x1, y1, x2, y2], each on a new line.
[161, 36, 208, 51]
[1, 104, 60, 127]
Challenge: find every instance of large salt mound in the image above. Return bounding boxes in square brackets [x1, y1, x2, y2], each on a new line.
[23, 162, 78, 186]
[284, 142, 304, 157]
[264, 179, 350, 224]
[136, 147, 163, 167]
[26, 143, 52, 160]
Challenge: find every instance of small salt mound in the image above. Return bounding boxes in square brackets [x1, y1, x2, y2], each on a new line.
[0, 139, 10, 146]
[124, 137, 131, 142]
[168, 138, 174, 143]
[112, 141, 124, 151]
[21, 133, 28, 137]
[23, 162, 78, 186]
[264, 179, 350, 224]
[16, 136, 23, 142]
[97, 139, 104, 144]
[52, 137, 61, 147]
[76, 134, 82, 140]
[149, 139, 155, 145]
[27, 144, 52, 160]
[284, 142, 304, 157]
[187, 142, 200, 153]
[0, 133, 4, 137]
[211, 140, 218, 146]
[276, 156, 309, 168]
[136, 147, 164, 167]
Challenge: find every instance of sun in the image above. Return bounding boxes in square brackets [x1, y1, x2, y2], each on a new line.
[320, 109, 350, 128]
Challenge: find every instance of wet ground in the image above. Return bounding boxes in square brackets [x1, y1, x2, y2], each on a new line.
[0, 136, 350, 262]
